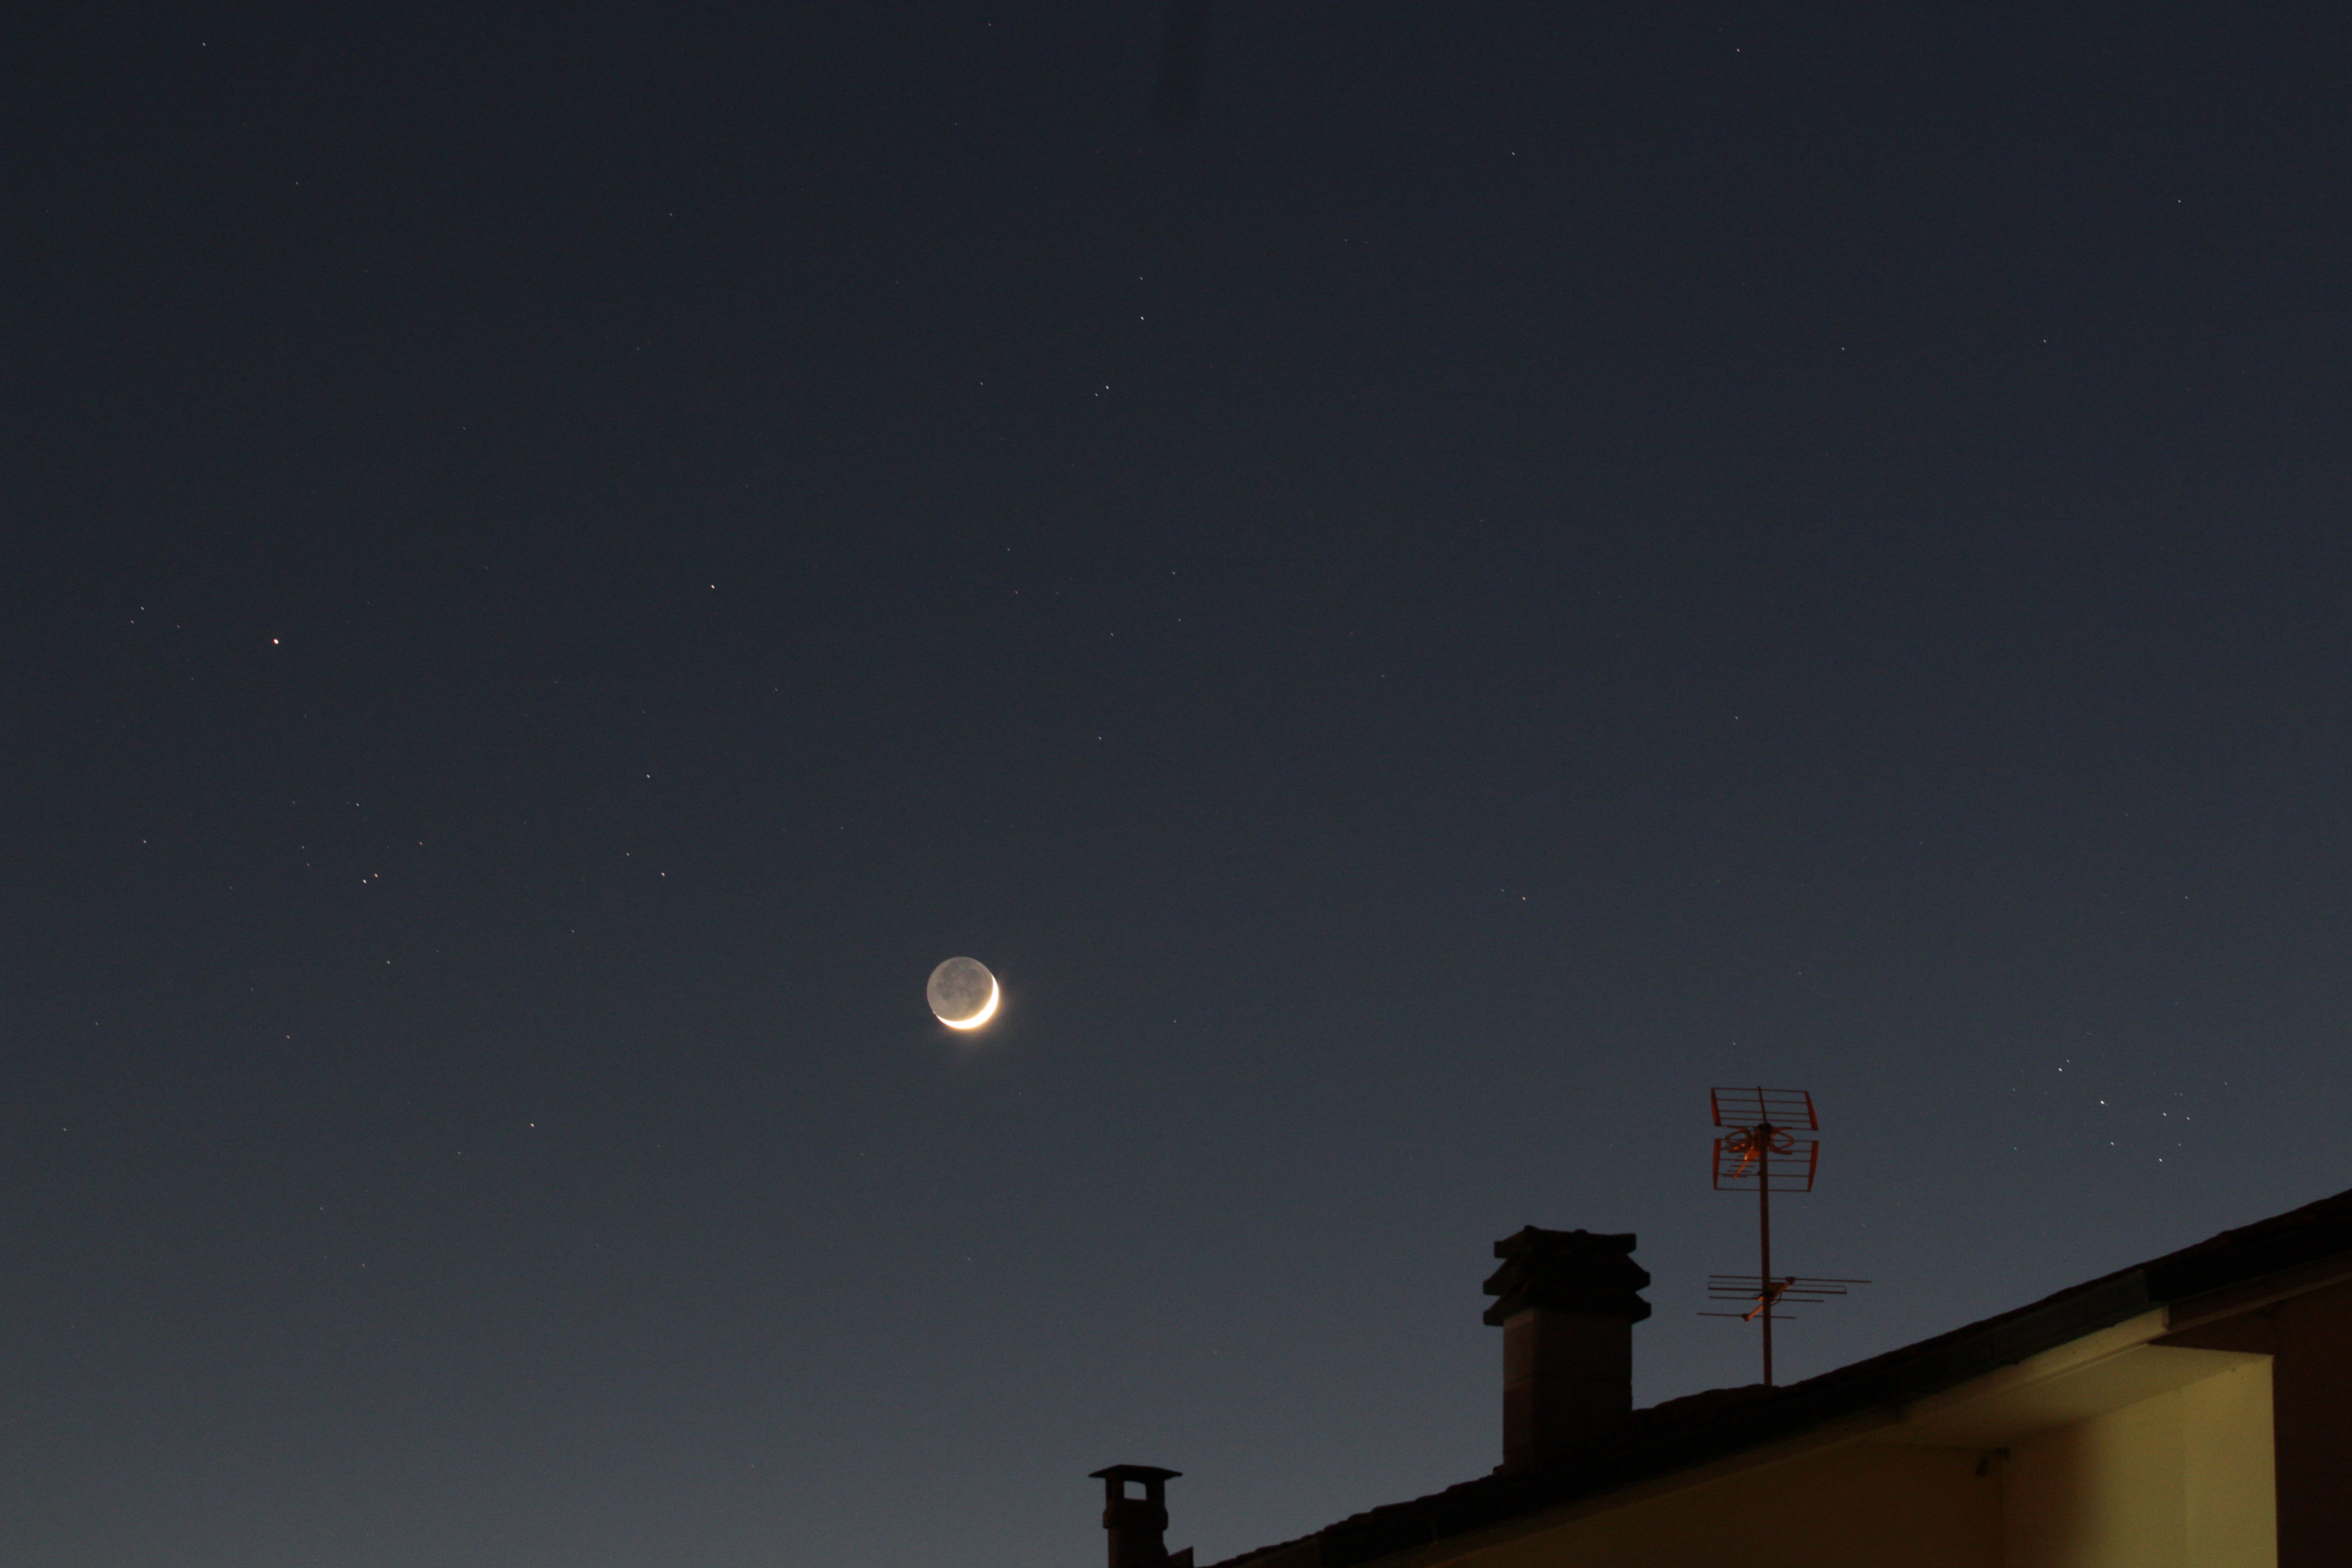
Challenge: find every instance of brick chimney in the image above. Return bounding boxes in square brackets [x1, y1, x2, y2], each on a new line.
[1482, 1227, 1651, 1472]
[1090, 1465, 1191, 1568]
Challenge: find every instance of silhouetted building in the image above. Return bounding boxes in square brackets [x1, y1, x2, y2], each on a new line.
[1094, 1186, 2352, 1568]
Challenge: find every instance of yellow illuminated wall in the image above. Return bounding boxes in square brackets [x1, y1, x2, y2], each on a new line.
[1445, 1440, 2002, 1568]
[1392, 1359, 2275, 1568]
[2002, 1358, 2275, 1568]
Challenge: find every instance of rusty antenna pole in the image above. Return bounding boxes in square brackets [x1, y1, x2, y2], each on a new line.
[1759, 1124, 1776, 1382]
[1704, 1087, 1865, 1387]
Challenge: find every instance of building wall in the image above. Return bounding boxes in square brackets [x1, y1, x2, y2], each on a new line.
[1412, 1360, 2276, 1568]
[2002, 1358, 2274, 1568]
[2164, 1273, 2352, 1568]
[1450, 1441, 2002, 1568]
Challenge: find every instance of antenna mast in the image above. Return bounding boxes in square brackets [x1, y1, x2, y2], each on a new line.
[1703, 1086, 1866, 1386]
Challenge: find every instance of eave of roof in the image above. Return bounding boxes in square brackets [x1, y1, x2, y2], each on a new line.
[1207, 1182, 2352, 1568]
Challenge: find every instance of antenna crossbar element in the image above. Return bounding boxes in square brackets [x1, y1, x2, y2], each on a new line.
[1707, 1274, 1867, 1294]
[1706, 1275, 1869, 1318]
[1710, 1086, 1819, 1193]
[1710, 1086, 1817, 1132]
[1711, 1133, 1819, 1192]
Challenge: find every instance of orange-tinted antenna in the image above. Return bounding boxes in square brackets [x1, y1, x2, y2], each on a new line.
[1703, 1087, 1866, 1386]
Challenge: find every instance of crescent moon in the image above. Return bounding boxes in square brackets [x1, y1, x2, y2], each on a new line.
[927, 957, 1000, 1029]
[941, 975, 999, 1030]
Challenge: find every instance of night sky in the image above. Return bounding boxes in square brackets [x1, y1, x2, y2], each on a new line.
[8, 5, 2351, 1566]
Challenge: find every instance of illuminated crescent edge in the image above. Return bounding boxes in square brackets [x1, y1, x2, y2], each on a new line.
[940, 975, 1000, 1030]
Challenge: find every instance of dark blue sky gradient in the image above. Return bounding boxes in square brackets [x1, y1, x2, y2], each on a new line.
[5, 4, 2350, 1564]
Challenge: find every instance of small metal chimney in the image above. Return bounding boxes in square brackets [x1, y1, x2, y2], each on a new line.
[1483, 1228, 1651, 1473]
[1090, 1465, 1191, 1568]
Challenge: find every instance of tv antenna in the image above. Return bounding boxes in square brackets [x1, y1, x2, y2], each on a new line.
[1701, 1087, 1867, 1387]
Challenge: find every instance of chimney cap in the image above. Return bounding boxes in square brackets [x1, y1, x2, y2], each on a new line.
[1091, 1465, 1182, 1483]
[1482, 1227, 1652, 1326]
[1488, 1225, 1639, 1263]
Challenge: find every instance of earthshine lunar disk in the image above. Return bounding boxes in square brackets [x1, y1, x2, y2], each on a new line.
[927, 957, 998, 1029]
